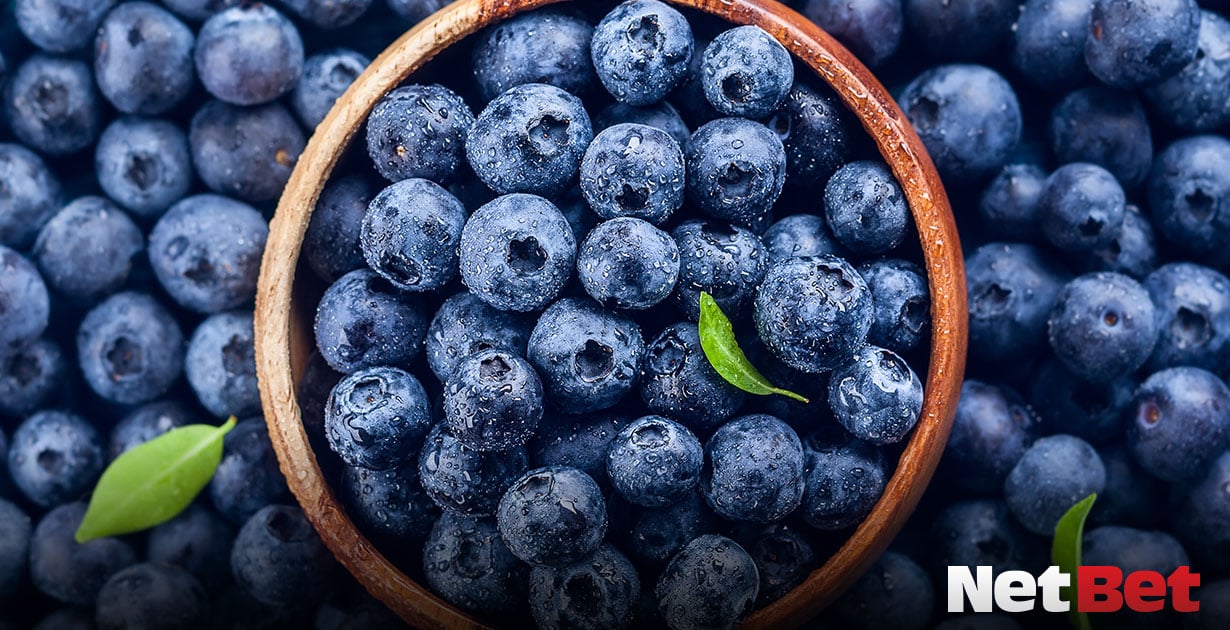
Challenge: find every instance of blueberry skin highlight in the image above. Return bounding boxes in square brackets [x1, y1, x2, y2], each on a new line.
[149, 194, 269, 313]
[94, 117, 193, 220]
[686, 117, 787, 229]
[471, 9, 596, 103]
[189, 100, 306, 203]
[0, 143, 62, 249]
[0, 499, 30, 601]
[1004, 434, 1106, 535]
[313, 269, 428, 373]
[293, 48, 369, 130]
[701, 26, 793, 118]
[701, 414, 805, 524]
[529, 543, 639, 630]
[76, 291, 184, 405]
[459, 194, 577, 313]
[146, 504, 234, 593]
[978, 163, 1046, 242]
[1127, 367, 1230, 482]
[1143, 262, 1230, 373]
[365, 84, 474, 184]
[824, 160, 909, 256]
[194, 4, 304, 106]
[578, 217, 680, 310]
[1173, 451, 1230, 573]
[594, 101, 691, 152]
[800, 428, 888, 530]
[1084, 0, 1200, 89]
[465, 83, 594, 197]
[580, 123, 685, 224]
[528, 298, 645, 414]
[427, 291, 533, 384]
[1050, 86, 1153, 190]
[1145, 11, 1230, 133]
[0, 246, 48, 359]
[230, 505, 337, 607]
[0, 337, 66, 419]
[754, 255, 873, 373]
[15, 0, 117, 53]
[341, 463, 439, 541]
[422, 513, 528, 615]
[4, 55, 101, 156]
[801, 0, 903, 68]
[28, 502, 136, 607]
[419, 423, 529, 517]
[185, 311, 259, 419]
[945, 380, 1039, 495]
[1147, 135, 1230, 266]
[671, 220, 767, 322]
[304, 175, 376, 284]
[1011, 0, 1094, 90]
[965, 242, 1070, 363]
[444, 349, 544, 453]
[859, 258, 930, 354]
[497, 466, 607, 567]
[362, 178, 467, 292]
[93, 2, 195, 115]
[95, 563, 209, 630]
[829, 345, 924, 445]
[767, 82, 855, 189]
[529, 413, 628, 490]
[607, 415, 702, 507]
[591, 0, 693, 106]
[762, 214, 842, 264]
[326, 366, 433, 470]
[654, 534, 759, 630]
[1038, 163, 1126, 252]
[7, 411, 103, 509]
[639, 322, 746, 431]
[208, 418, 290, 526]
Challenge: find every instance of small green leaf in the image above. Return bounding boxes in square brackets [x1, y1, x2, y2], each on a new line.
[1053, 493, 1097, 630]
[75, 417, 238, 543]
[697, 292, 809, 403]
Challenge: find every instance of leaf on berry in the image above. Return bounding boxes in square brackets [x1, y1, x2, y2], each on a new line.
[697, 292, 809, 403]
[1053, 493, 1097, 630]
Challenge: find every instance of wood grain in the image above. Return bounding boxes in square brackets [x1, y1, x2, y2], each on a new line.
[254, 0, 967, 628]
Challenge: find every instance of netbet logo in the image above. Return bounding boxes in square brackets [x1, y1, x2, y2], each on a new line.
[948, 566, 1201, 613]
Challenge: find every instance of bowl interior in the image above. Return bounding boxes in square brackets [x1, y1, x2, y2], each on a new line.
[254, 0, 967, 627]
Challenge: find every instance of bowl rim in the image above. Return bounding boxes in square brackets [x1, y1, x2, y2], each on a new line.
[254, 0, 968, 627]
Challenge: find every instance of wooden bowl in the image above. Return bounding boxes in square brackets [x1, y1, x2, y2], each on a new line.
[254, 0, 967, 627]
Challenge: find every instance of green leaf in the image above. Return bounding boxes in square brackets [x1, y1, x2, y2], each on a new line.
[697, 292, 809, 403]
[1053, 493, 1097, 630]
[75, 417, 238, 543]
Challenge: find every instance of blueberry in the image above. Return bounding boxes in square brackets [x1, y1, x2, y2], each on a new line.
[978, 164, 1046, 242]
[639, 322, 746, 430]
[188, 100, 306, 202]
[326, 366, 432, 470]
[426, 291, 533, 384]
[445, 350, 544, 452]
[552, 186, 598, 245]
[898, 64, 1022, 182]
[944, 381, 1039, 495]
[0, 246, 49, 358]
[387, 0, 449, 23]
[929, 499, 1040, 578]
[497, 466, 606, 567]
[279, 0, 372, 29]
[146, 504, 234, 593]
[297, 351, 342, 449]
[1091, 445, 1165, 528]
[109, 400, 196, 460]
[858, 259, 930, 354]
[314, 581, 412, 629]
[362, 178, 467, 292]
[701, 26, 792, 118]
[231, 505, 337, 607]
[160, 0, 240, 21]
[1147, 135, 1230, 266]
[528, 413, 628, 489]
[304, 175, 376, 284]
[528, 297, 645, 414]
[15, 0, 116, 53]
[0, 337, 66, 419]
[654, 534, 758, 629]
[1047, 272, 1158, 383]
[529, 543, 639, 630]
[461, 194, 577, 311]
[365, 84, 474, 184]
[767, 83, 855, 189]
[671, 220, 767, 322]
[0, 143, 62, 249]
[668, 34, 719, 126]
[93, 2, 195, 115]
[800, 428, 888, 530]
[29, 502, 136, 607]
[754, 255, 873, 373]
[1027, 358, 1133, 444]
[1127, 367, 1230, 482]
[965, 242, 1070, 362]
[208, 418, 291, 526]
[341, 463, 439, 541]
[466, 83, 594, 197]
[734, 521, 817, 605]
[149, 194, 269, 313]
[701, 414, 804, 523]
[194, 4, 304, 105]
[687, 117, 786, 230]
[801, 0, 903, 67]
[591, 0, 693, 106]
[1004, 434, 1106, 535]
[903, 0, 1017, 61]
[1084, 0, 1200, 89]
[0, 500, 30, 601]
[1173, 451, 1230, 573]
[1084, 204, 1158, 279]
[1012, 0, 1095, 89]
[3, 54, 101, 156]
[1143, 262, 1230, 372]
[313, 269, 428, 373]
[832, 552, 934, 630]
[828, 345, 923, 445]
[611, 490, 715, 569]
[94, 117, 193, 220]
[96, 563, 209, 630]
[578, 217, 679, 310]
[422, 513, 528, 615]
[76, 291, 184, 405]
[1050, 87, 1152, 190]
[185, 311, 258, 418]
[292, 49, 370, 130]
[1084, 525, 1189, 574]
[419, 423, 529, 517]
[32, 196, 144, 301]
[1144, 11, 1230, 133]
[580, 124, 684, 225]
[471, 9, 596, 103]
[594, 101, 691, 152]
[605, 415, 702, 508]
[762, 214, 842, 263]
[824, 160, 909, 256]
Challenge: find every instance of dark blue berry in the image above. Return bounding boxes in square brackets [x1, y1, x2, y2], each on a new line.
[529, 544, 639, 630]
[578, 217, 679, 310]
[607, 415, 702, 507]
[186, 311, 258, 419]
[365, 84, 474, 184]
[0, 337, 66, 419]
[293, 49, 369, 130]
[1084, 0, 1200, 89]
[280, 0, 372, 29]
[1050, 272, 1160, 383]
[945, 380, 1039, 495]
[859, 259, 930, 354]
[326, 366, 432, 470]
[654, 534, 758, 629]
[1028, 358, 1132, 444]
[824, 160, 909, 256]
[387, 0, 449, 23]
[76, 291, 184, 405]
[93, 2, 195, 115]
[471, 9, 596, 103]
[32, 196, 143, 301]
[1004, 434, 1106, 535]
[1050, 87, 1152, 190]
[762, 214, 842, 264]
[0, 143, 62, 249]
[1173, 451, 1230, 573]
[444, 349, 544, 452]
[831, 552, 934, 630]
[611, 490, 715, 569]
[701, 414, 805, 523]
[341, 463, 439, 541]
[194, 4, 304, 105]
[1128, 366, 1230, 482]
[362, 178, 467, 292]
[754, 255, 873, 373]
[231, 505, 337, 607]
[304, 175, 376, 283]
[686, 117, 786, 229]
[422, 513, 528, 615]
[0, 246, 48, 359]
[671, 220, 767, 322]
[94, 117, 193, 220]
[7, 411, 101, 508]
[0, 499, 30, 601]
[701, 26, 792, 118]
[529, 413, 628, 489]
[160, 0, 240, 21]
[1011, 0, 1094, 90]
[929, 499, 1040, 577]
[580, 123, 684, 224]
[497, 465, 607, 566]
[29, 502, 136, 606]
[419, 423, 528, 517]
[800, 428, 888, 530]
[1085, 205, 1158, 279]
[1143, 262, 1230, 373]
[3, 54, 100, 156]
[96, 563, 209, 630]
[15, 0, 116, 53]
[904, 0, 1017, 60]
[426, 290, 533, 383]
[829, 345, 924, 445]
[313, 269, 428, 373]
[109, 400, 196, 460]
[767, 83, 855, 189]
[1144, 11, 1230, 132]
[736, 521, 817, 605]
[146, 504, 234, 593]
[965, 242, 1070, 362]
[1091, 445, 1165, 528]
[149, 194, 269, 313]
[1084, 525, 1189, 574]
[528, 297, 645, 414]
[978, 164, 1046, 242]
[208, 418, 290, 526]
[594, 101, 691, 152]
[639, 322, 746, 430]
[459, 193, 576, 312]
[801, 0, 903, 67]
[188, 100, 305, 202]
[1147, 135, 1230, 266]
[591, 0, 693, 106]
